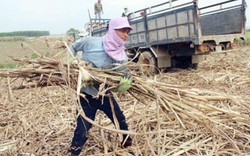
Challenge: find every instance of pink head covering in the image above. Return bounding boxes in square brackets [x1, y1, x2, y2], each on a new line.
[103, 17, 132, 61]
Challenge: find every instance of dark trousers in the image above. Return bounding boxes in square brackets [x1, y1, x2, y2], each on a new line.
[70, 91, 129, 155]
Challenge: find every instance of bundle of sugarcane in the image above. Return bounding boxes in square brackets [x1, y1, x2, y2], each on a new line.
[0, 56, 249, 153]
[0, 57, 79, 89]
[0, 56, 244, 118]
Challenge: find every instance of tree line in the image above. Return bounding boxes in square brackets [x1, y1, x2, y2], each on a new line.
[0, 31, 50, 37]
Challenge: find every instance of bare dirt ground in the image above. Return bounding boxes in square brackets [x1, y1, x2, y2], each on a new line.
[0, 38, 249, 155]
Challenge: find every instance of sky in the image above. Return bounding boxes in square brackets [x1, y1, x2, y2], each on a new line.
[0, 0, 249, 35]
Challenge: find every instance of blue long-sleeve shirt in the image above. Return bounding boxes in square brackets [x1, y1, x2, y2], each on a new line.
[68, 36, 128, 95]
[69, 36, 127, 71]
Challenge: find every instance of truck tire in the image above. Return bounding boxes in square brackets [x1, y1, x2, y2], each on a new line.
[138, 51, 156, 75]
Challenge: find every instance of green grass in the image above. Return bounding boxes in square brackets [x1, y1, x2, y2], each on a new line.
[0, 52, 42, 69]
[0, 51, 49, 69]
[246, 29, 250, 42]
[0, 36, 25, 41]
[31, 53, 39, 59]
[0, 36, 61, 69]
[0, 62, 20, 69]
[232, 29, 250, 45]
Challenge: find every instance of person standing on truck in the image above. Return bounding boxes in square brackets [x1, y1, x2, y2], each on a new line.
[122, 6, 129, 17]
[68, 17, 133, 156]
[94, 0, 103, 23]
[122, 6, 133, 20]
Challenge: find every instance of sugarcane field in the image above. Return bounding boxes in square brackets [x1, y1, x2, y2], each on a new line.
[0, 35, 249, 156]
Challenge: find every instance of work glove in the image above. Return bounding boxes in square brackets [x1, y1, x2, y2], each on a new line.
[117, 73, 132, 93]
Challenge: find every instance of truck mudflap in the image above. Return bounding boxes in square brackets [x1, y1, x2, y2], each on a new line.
[192, 55, 204, 64]
[150, 46, 171, 68]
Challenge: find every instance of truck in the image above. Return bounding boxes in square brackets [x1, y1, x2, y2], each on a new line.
[89, 0, 246, 74]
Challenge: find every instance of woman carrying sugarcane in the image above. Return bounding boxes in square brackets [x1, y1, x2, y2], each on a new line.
[67, 17, 133, 156]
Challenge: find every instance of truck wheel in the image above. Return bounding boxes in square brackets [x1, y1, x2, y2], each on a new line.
[138, 51, 156, 75]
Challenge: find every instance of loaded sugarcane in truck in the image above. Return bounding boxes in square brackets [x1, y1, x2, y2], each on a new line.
[87, 0, 246, 74]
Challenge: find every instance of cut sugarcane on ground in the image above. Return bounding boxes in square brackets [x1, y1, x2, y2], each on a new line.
[0, 45, 249, 155]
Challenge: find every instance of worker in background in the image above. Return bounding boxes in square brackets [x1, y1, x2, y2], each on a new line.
[94, 0, 104, 23]
[122, 6, 129, 17]
[122, 6, 133, 20]
[68, 17, 133, 156]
